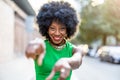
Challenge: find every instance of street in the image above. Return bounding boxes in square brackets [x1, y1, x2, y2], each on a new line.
[71, 56, 120, 80]
[0, 56, 120, 80]
[0, 56, 35, 80]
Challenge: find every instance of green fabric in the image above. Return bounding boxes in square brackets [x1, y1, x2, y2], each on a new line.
[34, 40, 73, 80]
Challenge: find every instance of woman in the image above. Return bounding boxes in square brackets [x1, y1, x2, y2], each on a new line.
[26, 1, 85, 80]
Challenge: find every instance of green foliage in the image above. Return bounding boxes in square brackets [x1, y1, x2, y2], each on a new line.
[103, 0, 120, 31]
[75, 0, 120, 44]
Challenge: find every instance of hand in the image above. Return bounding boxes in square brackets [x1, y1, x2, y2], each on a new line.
[25, 38, 45, 65]
[46, 58, 71, 80]
[77, 44, 88, 56]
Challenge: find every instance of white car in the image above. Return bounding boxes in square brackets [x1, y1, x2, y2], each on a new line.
[97, 46, 120, 64]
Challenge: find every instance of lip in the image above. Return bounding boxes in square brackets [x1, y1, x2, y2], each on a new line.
[53, 37, 61, 41]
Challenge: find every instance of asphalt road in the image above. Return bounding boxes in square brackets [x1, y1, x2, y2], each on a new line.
[0, 56, 35, 80]
[0, 56, 120, 80]
[71, 56, 120, 80]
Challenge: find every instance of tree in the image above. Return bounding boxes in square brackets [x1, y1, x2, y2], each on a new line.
[76, 0, 116, 45]
[102, 0, 120, 44]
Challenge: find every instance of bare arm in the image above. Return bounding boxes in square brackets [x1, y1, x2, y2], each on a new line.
[25, 38, 45, 65]
[46, 45, 87, 80]
[67, 45, 84, 69]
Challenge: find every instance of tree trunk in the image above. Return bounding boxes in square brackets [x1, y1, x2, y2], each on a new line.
[102, 34, 107, 45]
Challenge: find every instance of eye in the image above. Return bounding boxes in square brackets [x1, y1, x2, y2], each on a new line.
[49, 26, 55, 31]
[60, 27, 66, 31]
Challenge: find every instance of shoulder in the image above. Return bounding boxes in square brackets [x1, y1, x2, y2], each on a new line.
[66, 41, 81, 55]
[65, 41, 75, 53]
[44, 39, 50, 45]
[66, 41, 74, 48]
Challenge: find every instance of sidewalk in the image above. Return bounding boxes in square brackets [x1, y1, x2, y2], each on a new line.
[0, 56, 35, 80]
[0, 55, 80, 80]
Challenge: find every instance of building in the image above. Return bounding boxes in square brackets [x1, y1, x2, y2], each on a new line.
[0, 0, 40, 80]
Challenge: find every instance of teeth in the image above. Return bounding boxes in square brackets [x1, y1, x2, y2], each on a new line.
[55, 38, 60, 39]
[54, 37, 60, 40]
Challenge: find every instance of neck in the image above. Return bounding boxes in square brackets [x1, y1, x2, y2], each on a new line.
[49, 39, 66, 46]
[49, 39, 66, 50]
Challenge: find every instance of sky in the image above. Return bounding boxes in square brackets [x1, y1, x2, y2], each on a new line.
[28, 0, 81, 14]
[28, 0, 104, 14]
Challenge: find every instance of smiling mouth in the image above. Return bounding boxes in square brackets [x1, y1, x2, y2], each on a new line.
[53, 37, 61, 41]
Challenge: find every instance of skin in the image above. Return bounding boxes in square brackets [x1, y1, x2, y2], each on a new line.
[47, 21, 83, 80]
[48, 21, 67, 46]
[26, 21, 84, 80]
[25, 38, 45, 65]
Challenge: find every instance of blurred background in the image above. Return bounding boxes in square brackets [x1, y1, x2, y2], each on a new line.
[0, 0, 120, 80]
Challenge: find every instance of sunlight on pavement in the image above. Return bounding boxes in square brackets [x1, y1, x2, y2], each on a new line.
[0, 56, 35, 80]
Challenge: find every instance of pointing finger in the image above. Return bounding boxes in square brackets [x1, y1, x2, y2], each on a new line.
[46, 69, 56, 80]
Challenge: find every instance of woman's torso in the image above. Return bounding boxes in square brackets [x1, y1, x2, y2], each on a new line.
[34, 40, 73, 80]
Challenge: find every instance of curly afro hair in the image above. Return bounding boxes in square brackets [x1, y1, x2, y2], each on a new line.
[36, 1, 79, 39]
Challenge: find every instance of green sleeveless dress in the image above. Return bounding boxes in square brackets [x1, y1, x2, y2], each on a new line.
[34, 40, 73, 80]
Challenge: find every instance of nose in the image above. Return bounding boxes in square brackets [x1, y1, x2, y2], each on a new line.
[55, 29, 60, 35]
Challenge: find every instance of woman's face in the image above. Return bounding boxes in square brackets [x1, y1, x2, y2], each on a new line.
[48, 22, 67, 45]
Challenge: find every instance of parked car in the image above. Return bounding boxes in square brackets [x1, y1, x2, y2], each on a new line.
[87, 46, 98, 57]
[97, 46, 120, 64]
